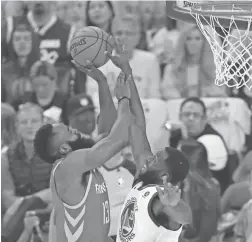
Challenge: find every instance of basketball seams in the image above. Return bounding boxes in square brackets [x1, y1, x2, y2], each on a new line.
[71, 26, 113, 68]
[88, 26, 101, 38]
[70, 36, 113, 54]
[71, 26, 99, 42]
[104, 34, 111, 64]
[71, 36, 99, 59]
[91, 29, 104, 66]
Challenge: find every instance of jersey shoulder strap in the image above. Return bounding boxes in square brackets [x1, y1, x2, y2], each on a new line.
[52, 158, 93, 209]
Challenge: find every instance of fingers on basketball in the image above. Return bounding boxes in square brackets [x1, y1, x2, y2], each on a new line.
[71, 59, 93, 72]
[104, 50, 111, 58]
[85, 60, 94, 72]
[71, 60, 80, 68]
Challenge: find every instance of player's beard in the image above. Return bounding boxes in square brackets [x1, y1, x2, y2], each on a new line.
[138, 169, 164, 186]
[67, 133, 90, 151]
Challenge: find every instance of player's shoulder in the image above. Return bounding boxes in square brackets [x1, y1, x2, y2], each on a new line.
[132, 182, 158, 198]
[58, 149, 89, 171]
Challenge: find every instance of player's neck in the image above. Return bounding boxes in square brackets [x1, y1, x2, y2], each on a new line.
[31, 11, 54, 27]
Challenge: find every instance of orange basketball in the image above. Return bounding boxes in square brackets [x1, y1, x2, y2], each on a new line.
[70, 26, 114, 68]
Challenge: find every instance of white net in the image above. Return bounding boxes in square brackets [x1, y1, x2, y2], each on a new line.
[190, 8, 252, 90]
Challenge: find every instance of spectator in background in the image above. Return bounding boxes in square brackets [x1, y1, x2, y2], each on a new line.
[1, 103, 52, 211]
[221, 179, 251, 214]
[2, 1, 87, 95]
[220, 149, 252, 215]
[15, 211, 50, 242]
[161, 25, 226, 99]
[55, 1, 69, 22]
[147, 16, 180, 77]
[86, 1, 115, 34]
[1, 103, 18, 153]
[86, 17, 161, 107]
[180, 140, 221, 242]
[2, 23, 40, 103]
[3, 1, 27, 18]
[234, 170, 252, 242]
[168, 97, 229, 194]
[136, 1, 156, 51]
[13, 61, 68, 124]
[2, 103, 51, 242]
[114, 1, 139, 19]
[66, 93, 97, 141]
[233, 150, 252, 183]
[66, 1, 87, 28]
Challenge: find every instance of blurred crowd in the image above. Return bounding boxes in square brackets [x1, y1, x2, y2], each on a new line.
[1, 1, 252, 242]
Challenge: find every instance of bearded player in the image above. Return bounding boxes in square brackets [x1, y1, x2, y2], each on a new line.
[106, 45, 192, 242]
[34, 59, 132, 242]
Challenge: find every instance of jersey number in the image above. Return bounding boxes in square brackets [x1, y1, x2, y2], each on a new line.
[102, 200, 110, 224]
[40, 49, 59, 64]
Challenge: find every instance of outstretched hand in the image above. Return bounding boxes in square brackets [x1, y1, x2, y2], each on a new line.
[156, 176, 181, 207]
[71, 60, 106, 83]
[114, 71, 131, 100]
[105, 37, 132, 75]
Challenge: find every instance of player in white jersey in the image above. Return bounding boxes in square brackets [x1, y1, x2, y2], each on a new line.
[116, 147, 190, 242]
[106, 42, 192, 242]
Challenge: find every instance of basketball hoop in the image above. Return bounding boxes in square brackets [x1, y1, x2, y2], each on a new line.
[189, 1, 252, 90]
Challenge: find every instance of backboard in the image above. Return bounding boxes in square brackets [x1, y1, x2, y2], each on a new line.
[166, 1, 252, 30]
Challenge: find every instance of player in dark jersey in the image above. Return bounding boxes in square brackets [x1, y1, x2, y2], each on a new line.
[106, 41, 192, 242]
[34, 58, 132, 242]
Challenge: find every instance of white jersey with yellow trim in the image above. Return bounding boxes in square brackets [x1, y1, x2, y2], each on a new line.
[116, 181, 182, 242]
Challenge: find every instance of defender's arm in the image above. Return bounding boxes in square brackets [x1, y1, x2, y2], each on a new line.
[63, 99, 131, 173]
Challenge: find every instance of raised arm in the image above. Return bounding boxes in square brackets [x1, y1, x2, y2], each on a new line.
[105, 42, 149, 176]
[105, 41, 146, 130]
[129, 120, 154, 177]
[65, 73, 131, 173]
[72, 57, 117, 135]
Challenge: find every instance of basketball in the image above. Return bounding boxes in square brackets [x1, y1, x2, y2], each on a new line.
[70, 26, 114, 68]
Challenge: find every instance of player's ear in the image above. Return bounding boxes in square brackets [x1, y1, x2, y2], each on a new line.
[59, 143, 72, 156]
